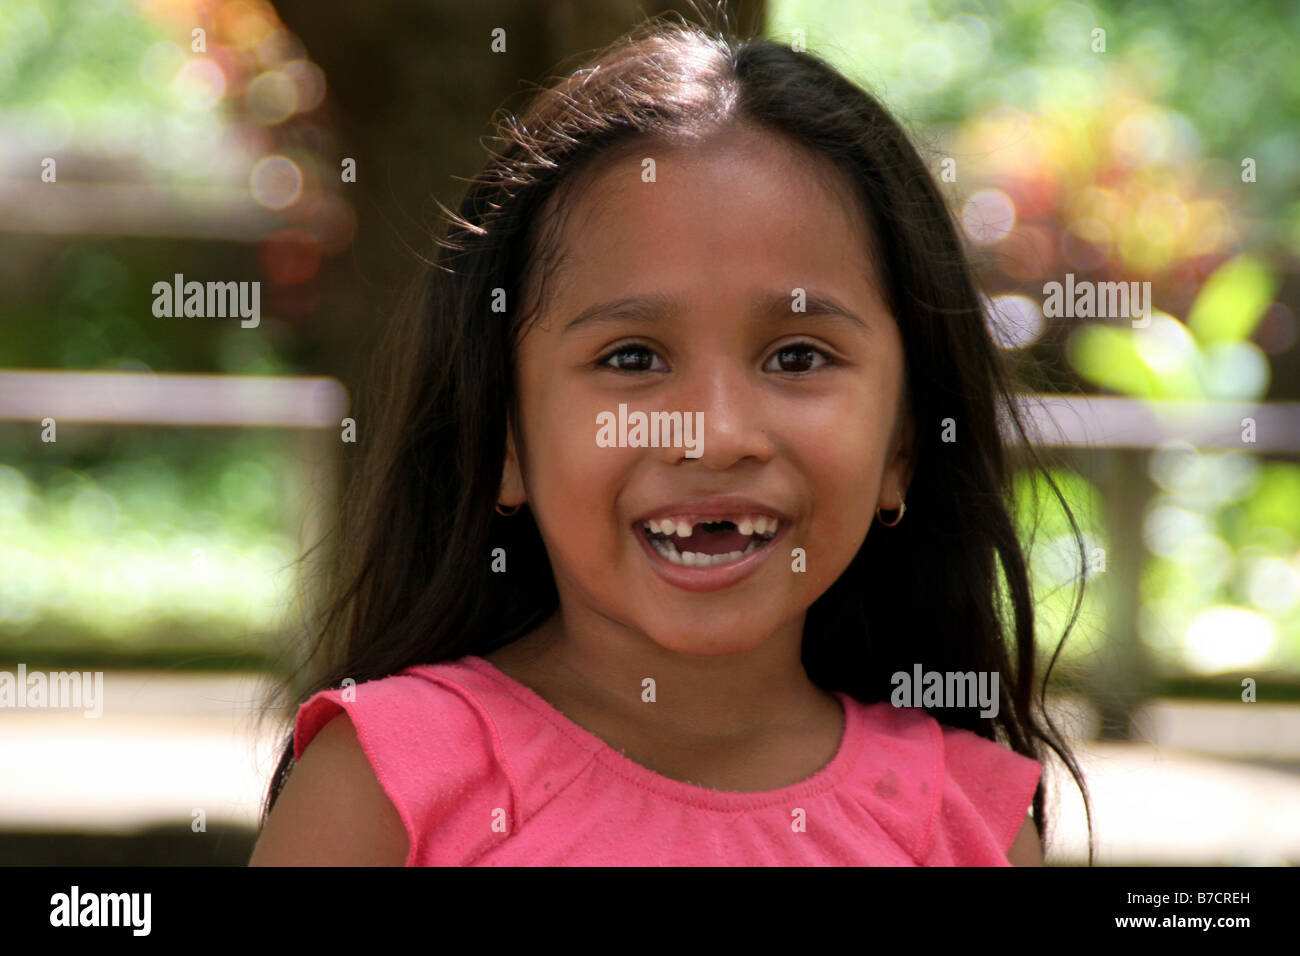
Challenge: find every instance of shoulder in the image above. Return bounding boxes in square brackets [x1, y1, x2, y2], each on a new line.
[255, 663, 518, 866]
[932, 720, 1043, 865]
[852, 702, 1043, 865]
[251, 712, 408, 865]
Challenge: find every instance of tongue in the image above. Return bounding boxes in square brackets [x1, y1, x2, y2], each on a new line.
[671, 528, 751, 555]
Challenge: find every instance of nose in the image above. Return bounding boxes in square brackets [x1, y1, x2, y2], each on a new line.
[666, 360, 775, 469]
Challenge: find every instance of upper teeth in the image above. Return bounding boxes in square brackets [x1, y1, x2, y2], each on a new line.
[644, 515, 780, 537]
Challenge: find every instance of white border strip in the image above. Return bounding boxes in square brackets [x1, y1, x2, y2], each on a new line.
[0, 370, 348, 428]
[1007, 395, 1300, 451]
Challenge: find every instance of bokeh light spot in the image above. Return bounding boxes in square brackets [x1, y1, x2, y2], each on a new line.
[249, 154, 303, 210]
[246, 70, 297, 125]
[173, 58, 227, 111]
[962, 188, 1016, 245]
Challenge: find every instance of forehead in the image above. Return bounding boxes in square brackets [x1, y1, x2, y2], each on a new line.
[532, 127, 881, 310]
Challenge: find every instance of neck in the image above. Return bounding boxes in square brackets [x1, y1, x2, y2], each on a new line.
[492, 605, 834, 747]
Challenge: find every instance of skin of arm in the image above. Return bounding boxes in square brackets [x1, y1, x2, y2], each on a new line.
[249, 713, 409, 866]
[1006, 814, 1045, 866]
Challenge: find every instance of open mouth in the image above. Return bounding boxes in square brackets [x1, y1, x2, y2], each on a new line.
[640, 514, 780, 568]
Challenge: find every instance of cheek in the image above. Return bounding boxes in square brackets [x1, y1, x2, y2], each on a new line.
[518, 385, 631, 542]
[777, 375, 897, 524]
[531, 448, 641, 601]
[777, 378, 896, 469]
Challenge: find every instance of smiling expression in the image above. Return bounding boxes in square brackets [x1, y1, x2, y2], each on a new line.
[499, 124, 913, 656]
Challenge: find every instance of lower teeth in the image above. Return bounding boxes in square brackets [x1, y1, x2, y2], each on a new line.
[647, 535, 769, 567]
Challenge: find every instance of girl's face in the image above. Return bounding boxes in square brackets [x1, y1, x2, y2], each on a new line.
[501, 126, 912, 657]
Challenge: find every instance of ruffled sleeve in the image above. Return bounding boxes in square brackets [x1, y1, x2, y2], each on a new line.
[923, 722, 1042, 866]
[293, 669, 517, 866]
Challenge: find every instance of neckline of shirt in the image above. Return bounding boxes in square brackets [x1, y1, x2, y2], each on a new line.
[448, 654, 867, 811]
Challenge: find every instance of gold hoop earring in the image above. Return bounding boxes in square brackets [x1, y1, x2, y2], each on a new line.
[876, 497, 906, 527]
[495, 502, 521, 517]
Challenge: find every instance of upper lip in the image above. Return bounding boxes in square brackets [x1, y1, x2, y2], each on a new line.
[632, 496, 793, 525]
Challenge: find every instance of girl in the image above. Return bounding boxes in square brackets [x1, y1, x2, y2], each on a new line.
[251, 12, 1092, 867]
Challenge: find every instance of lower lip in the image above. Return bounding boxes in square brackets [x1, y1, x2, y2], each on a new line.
[634, 522, 790, 593]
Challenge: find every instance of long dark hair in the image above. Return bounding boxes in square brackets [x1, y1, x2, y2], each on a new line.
[258, 9, 1093, 862]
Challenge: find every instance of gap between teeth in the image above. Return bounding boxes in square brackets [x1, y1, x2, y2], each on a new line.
[644, 516, 780, 537]
[647, 534, 769, 567]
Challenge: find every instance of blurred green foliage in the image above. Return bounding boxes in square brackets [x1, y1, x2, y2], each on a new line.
[1068, 255, 1276, 400]
[2, 240, 295, 374]
[771, 0, 1300, 225]
[0, 428, 306, 668]
[0, 0, 232, 185]
[1, 0, 170, 111]
[1009, 465, 1109, 669]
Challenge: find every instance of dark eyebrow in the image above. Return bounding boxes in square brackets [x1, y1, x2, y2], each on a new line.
[757, 289, 871, 333]
[562, 289, 872, 334]
[563, 292, 685, 333]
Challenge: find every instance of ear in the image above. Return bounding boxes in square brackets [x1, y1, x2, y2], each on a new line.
[879, 400, 915, 511]
[498, 418, 527, 508]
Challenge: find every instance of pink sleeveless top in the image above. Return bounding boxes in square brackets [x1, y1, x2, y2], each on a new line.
[293, 655, 1041, 866]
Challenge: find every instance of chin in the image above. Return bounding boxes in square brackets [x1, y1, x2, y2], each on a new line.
[638, 620, 769, 658]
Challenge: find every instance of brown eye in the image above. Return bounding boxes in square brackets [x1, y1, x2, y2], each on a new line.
[765, 343, 832, 373]
[599, 344, 666, 372]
